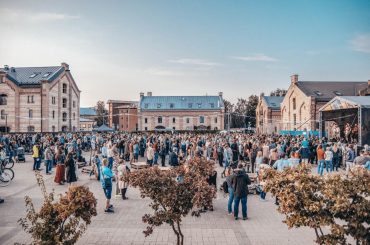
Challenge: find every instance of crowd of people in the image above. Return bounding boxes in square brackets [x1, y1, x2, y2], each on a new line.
[0, 131, 369, 216]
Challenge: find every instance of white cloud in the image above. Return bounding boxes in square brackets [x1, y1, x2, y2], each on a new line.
[351, 34, 370, 53]
[232, 54, 278, 62]
[0, 8, 80, 23]
[169, 58, 220, 67]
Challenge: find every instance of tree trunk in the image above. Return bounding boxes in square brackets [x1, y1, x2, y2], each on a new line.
[177, 221, 184, 245]
[170, 222, 181, 245]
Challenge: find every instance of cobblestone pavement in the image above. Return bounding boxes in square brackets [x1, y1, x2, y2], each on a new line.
[0, 155, 316, 245]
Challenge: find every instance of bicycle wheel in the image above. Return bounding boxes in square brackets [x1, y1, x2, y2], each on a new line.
[3, 168, 14, 180]
[0, 172, 11, 187]
[4, 159, 14, 169]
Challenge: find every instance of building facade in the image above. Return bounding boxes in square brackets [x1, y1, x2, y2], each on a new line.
[80, 118, 95, 131]
[280, 74, 368, 132]
[138, 92, 225, 131]
[256, 95, 284, 134]
[116, 102, 138, 132]
[107, 100, 138, 130]
[0, 63, 80, 132]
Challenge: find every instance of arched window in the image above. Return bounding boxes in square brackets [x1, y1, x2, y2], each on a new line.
[0, 110, 5, 119]
[62, 112, 67, 122]
[28, 126, 35, 132]
[158, 116, 162, 124]
[62, 83, 67, 93]
[29, 109, 33, 118]
[199, 116, 205, 124]
[62, 98, 67, 108]
[0, 94, 7, 105]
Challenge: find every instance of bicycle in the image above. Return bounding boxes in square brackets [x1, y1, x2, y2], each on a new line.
[0, 166, 12, 187]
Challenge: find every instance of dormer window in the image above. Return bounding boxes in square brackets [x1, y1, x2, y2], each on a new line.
[210, 103, 214, 108]
[144, 103, 149, 109]
[314, 91, 323, 96]
[334, 91, 342, 96]
[170, 103, 174, 109]
[197, 103, 202, 108]
[157, 103, 161, 109]
[43, 72, 51, 78]
[29, 72, 40, 78]
[188, 103, 193, 108]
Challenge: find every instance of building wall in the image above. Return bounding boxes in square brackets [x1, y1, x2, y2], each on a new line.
[256, 97, 282, 134]
[138, 110, 224, 131]
[0, 66, 80, 133]
[118, 107, 138, 132]
[80, 121, 94, 131]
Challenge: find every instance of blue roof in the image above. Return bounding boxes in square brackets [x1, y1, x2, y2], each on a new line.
[0, 66, 65, 86]
[263, 96, 284, 109]
[80, 117, 95, 122]
[80, 107, 97, 116]
[139, 96, 224, 110]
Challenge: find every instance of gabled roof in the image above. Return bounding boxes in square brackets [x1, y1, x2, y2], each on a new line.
[262, 96, 284, 109]
[80, 107, 97, 116]
[296, 81, 367, 101]
[320, 96, 370, 111]
[0, 66, 65, 86]
[139, 96, 224, 110]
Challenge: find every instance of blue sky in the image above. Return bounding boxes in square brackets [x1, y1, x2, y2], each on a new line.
[0, 0, 369, 106]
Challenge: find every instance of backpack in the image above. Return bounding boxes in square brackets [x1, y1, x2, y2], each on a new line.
[222, 181, 229, 194]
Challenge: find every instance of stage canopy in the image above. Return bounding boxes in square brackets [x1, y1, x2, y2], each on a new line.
[92, 124, 114, 132]
[319, 96, 370, 146]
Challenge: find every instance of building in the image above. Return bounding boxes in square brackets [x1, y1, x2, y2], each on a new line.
[256, 95, 284, 134]
[138, 92, 224, 131]
[80, 107, 98, 121]
[117, 103, 138, 132]
[280, 74, 368, 132]
[107, 100, 138, 130]
[0, 63, 80, 132]
[80, 117, 95, 131]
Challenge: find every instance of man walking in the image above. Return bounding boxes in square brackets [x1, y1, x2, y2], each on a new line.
[231, 164, 251, 220]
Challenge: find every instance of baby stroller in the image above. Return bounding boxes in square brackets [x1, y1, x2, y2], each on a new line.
[17, 147, 26, 162]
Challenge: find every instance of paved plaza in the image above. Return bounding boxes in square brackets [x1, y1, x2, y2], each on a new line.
[0, 154, 316, 245]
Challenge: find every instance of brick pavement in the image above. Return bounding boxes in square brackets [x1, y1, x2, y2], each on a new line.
[0, 155, 316, 245]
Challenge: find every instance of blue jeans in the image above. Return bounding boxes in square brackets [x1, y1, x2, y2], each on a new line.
[234, 196, 247, 218]
[260, 191, 266, 199]
[108, 157, 113, 169]
[45, 160, 53, 173]
[326, 160, 333, 172]
[318, 160, 325, 176]
[154, 152, 158, 164]
[228, 187, 234, 214]
[33, 157, 40, 170]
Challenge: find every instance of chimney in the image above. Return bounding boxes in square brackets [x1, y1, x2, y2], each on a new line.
[218, 92, 223, 98]
[140, 92, 144, 98]
[10, 67, 16, 72]
[4, 65, 9, 71]
[291, 74, 299, 85]
[61, 62, 70, 71]
[147, 92, 152, 96]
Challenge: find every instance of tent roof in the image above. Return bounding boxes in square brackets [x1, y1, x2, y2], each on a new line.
[92, 124, 114, 132]
[320, 96, 370, 111]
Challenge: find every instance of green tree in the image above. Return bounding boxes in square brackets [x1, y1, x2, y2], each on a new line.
[95, 100, 107, 126]
[270, 88, 287, 97]
[245, 95, 258, 128]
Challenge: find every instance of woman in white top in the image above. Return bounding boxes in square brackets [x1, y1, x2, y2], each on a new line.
[324, 146, 333, 173]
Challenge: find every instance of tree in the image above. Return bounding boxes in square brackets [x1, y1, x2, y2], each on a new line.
[127, 157, 216, 245]
[232, 98, 248, 128]
[270, 88, 287, 97]
[262, 165, 370, 245]
[223, 99, 234, 130]
[18, 172, 97, 245]
[245, 95, 258, 128]
[95, 100, 107, 126]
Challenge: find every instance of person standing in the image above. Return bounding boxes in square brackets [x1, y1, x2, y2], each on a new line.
[32, 143, 41, 171]
[324, 146, 333, 173]
[146, 143, 154, 166]
[345, 145, 355, 176]
[100, 159, 114, 213]
[44, 144, 53, 175]
[231, 164, 251, 220]
[54, 147, 66, 185]
[65, 153, 77, 186]
[225, 168, 234, 215]
[317, 145, 325, 176]
[332, 144, 340, 171]
[117, 161, 129, 200]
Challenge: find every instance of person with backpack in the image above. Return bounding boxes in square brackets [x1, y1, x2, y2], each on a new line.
[231, 164, 251, 220]
[224, 168, 234, 215]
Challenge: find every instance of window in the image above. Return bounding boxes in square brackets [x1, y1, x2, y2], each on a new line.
[144, 103, 149, 109]
[62, 98, 67, 108]
[62, 83, 67, 93]
[73, 101, 76, 108]
[27, 95, 34, 104]
[173, 127, 175, 130]
[186, 118, 190, 124]
[62, 112, 67, 122]
[88, 124, 91, 128]
[52, 126, 55, 132]
[73, 113, 75, 120]
[170, 103, 174, 109]
[293, 114, 297, 125]
[82, 124, 86, 128]
[188, 103, 193, 108]
[292, 98, 296, 110]
[197, 103, 202, 108]
[214, 117, 218, 123]
[0, 110, 5, 119]
[334, 91, 342, 96]
[28, 126, 35, 132]
[0, 94, 7, 105]
[52, 97, 56, 105]
[210, 103, 214, 108]
[314, 91, 323, 96]
[157, 103, 161, 109]
[144, 118, 148, 124]
[172, 117, 176, 123]
[145, 127, 148, 131]
[29, 109, 33, 118]
[199, 116, 205, 124]
[158, 116, 162, 124]
[42, 72, 51, 78]
[29, 72, 40, 78]
[52, 110, 55, 119]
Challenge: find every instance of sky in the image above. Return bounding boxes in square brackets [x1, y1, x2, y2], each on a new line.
[0, 0, 370, 107]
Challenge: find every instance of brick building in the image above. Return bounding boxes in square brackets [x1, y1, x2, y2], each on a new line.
[0, 63, 80, 132]
[280, 74, 368, 132]
[256, 95, 284, 134]
[117, 102, 138, 132]
[107, 100, 138, 130]
[138, 92, 224, 131]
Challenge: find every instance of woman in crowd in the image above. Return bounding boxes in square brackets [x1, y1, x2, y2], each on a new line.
[54, 147, 66, 185]
[65, 152, 77, 186]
